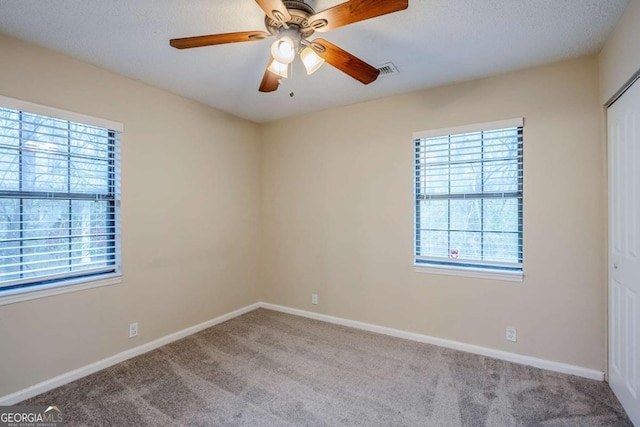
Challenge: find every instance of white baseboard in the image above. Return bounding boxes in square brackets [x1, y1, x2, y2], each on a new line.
[0, 302, 261, 405]
[259, 302, 605, 382]
[1, 300, 604, 405]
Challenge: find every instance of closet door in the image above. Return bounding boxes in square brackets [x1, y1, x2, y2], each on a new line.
[608, 78, 640, 426]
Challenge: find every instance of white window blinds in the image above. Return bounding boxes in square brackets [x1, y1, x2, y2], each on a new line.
[414, 119, 523, 272]
[0, 101, 121, 291]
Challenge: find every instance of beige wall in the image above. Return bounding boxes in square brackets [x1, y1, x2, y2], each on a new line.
[0, 34, 261, 396]
[260, 56, 606, 371]
[600, 0, 640, 103]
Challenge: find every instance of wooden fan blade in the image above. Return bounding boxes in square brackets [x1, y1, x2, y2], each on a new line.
[170, 31, 270, 49]
[309, 0, 408, 32]
[255, 0, 292, 23]
[259, 66, 280, 93]
[312, 39, 380, 85]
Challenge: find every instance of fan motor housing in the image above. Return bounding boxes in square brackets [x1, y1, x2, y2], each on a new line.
[265, 0, 317, 37]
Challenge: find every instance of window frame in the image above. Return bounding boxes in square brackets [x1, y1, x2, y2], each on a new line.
[0, 95, 123, 305]
[412, 118, 524, 282]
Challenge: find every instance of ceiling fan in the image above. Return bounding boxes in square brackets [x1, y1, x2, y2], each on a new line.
[169, 0, 409, 93]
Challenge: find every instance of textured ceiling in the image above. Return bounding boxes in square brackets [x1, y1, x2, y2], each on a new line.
[0, 0, 630, 123]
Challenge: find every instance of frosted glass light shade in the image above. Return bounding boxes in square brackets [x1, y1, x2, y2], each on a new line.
[271, 37, 295, 64]
[300, 47, 325, 75]
[268, 59, 289, 78]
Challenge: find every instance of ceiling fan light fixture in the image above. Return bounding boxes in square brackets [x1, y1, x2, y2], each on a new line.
[169, 0, 410, 93]
[300, 47, 325, 75]
[268, 58, 289, 78]
[271, 36, 295, 64]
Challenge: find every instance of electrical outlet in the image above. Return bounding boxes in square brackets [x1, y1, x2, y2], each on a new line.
[506, 327, 517, 342]
[311, 293, 318, 305]
[129, 322, 138, 338]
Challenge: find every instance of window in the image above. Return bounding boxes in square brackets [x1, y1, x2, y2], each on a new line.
[413, 118, 523, 279]
[0, 96, 121, 301]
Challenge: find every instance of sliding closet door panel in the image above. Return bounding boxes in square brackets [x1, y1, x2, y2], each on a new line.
[608, 78, 640, 426]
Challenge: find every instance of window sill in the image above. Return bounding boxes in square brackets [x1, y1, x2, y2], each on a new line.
[0, 273, 122, 306]
[413, 264, 523, 282]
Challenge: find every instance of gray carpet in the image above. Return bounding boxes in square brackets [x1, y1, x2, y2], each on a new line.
[21, 308, 631, 426]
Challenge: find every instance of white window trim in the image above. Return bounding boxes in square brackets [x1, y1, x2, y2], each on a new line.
[0, 95, 123, 304]
[0, 272, 122, 306]
[413, 117, 524, 281]
[0, 95, 124, 132]
[413, 263, 523, 282]
[413, 117, 523, 140]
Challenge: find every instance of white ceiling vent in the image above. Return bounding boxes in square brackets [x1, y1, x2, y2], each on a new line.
[376, 62, 399, 76]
